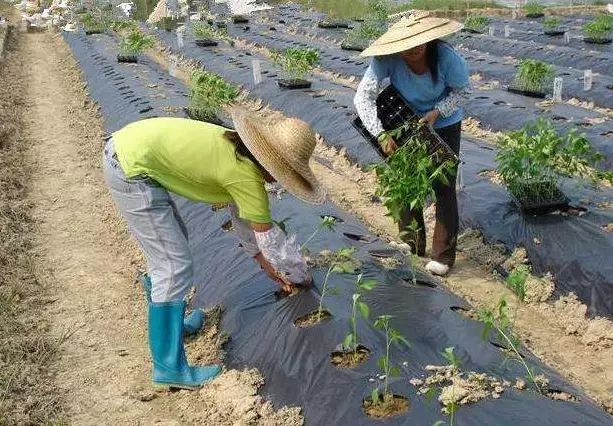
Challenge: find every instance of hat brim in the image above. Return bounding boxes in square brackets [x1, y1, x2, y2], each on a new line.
[231, 109, 326, 205]
[361, 21, 463, 57]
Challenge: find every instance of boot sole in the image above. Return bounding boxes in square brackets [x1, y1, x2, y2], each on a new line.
[153, 382, 201, 391]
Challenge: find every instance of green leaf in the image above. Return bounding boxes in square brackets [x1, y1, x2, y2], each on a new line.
[389, 366, 400, 377]
[357, 301, 370, 319]
[343, 333, 355, 350]
[371, 389, 380, 405]
[377, 357, 386, 371]
[360, 279, 377, 291]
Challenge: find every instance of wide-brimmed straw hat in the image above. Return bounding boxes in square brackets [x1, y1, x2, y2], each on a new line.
[361, 12, 463, 57]
[230, 107, 326, 204]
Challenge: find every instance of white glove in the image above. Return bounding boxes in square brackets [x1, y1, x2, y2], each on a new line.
[254, 224, 310, 283]
[227, 204, 259, 257]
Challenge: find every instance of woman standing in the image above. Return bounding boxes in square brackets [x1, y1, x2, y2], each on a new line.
[354, 14, 470, 276]
[103, 107, 324, 389]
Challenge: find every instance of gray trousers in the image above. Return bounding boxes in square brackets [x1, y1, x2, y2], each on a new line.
[103, 139, 193, 302]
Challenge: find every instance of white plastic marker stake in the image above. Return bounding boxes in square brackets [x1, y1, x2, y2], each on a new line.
[169, 56, 178, 78]
[488, 26, 495, 36]
[564, 32, 570, 44]
[553, 77, 563, 102]
[504, 25, 510, 37]
[177, 28, 184, 49]
[511, 9, 517, 20]
[252, 59, 262, 85]
[584, 69, 593, 91]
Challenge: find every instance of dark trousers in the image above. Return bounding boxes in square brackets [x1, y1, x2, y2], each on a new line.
[398, 122, 461, 267]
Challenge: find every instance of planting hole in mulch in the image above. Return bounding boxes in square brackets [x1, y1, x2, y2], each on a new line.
[330, 345, 370, 368]
[320, 215, 344, 223]
[490, 341, 526, 358]
[221, 220, 233, 232]
[195, 39, 218, 47]
[507, 86, 547, 99]
[343, 232, 369, 242]
[278, 79, 312, 89]
[544, 30, 565, 36]
[547, 388, 579, 403]
[403, 277, 437, 289]
[117, 54, 137, 63]
[294, 310, 332, 327]
[340, 42, 366, 52]
[450, 306, 479, 321]
[363, 393, 409, 418]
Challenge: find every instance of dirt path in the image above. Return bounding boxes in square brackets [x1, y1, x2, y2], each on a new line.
[21, 31, 301, 425]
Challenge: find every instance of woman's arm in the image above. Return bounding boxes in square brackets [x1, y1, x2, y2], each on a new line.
[435, 86, 472, 118]
[354, 59, 391, 138]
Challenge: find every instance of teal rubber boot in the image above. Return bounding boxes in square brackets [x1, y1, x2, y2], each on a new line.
[139, 274, 205, 336]
[148, 301, 221, 389]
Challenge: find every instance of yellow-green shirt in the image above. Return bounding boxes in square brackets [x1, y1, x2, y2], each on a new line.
[113, 117, 271, 223]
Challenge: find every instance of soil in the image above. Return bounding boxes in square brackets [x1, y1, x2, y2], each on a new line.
[362, 393, 409, 418]
[14, 29, 302, 425]
[330, 346, 370, 368]
[294, 309, 332, 327]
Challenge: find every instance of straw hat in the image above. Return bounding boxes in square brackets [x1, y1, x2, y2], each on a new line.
[230, 107, 326, 205]
[361, 12, 463, 57]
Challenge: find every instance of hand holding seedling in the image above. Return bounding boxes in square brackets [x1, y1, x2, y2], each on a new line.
[254, 252, 294, 293]
[380, 135, 397, 156]
[419, 109, 440, 127]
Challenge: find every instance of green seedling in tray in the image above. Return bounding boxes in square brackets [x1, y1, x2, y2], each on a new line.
[192, 21, 227, 41]
[109, 19, 138, 34]
[522, 1, 545, 17]
[512, 58, 554, 94]
[582, 14, 613, 42]
[343, 0, 389, 48]
[463, 14, 489, 33]
[342, 274, 377, 357]
[118, 29, 155, 57]
[542, 17, 561, 33]
[188, 70, 239, 122]
[271, 47, 320, 81]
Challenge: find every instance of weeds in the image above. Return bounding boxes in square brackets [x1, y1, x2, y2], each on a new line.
[271, 47, 319, 81]
[463, 14, 489, 33]
[344, 0, 389, 47]
[371, 315, 410, 404]
[118, 29, 155, 56]
[188, 70, 239, 122]
[513, 59, 554, 94]
[505, 264, 529, 301]
[80, 11, 108, 33]
[109, 19, 138, 33]
[477, 298, 543, 394]
[301, 215, 337, 251]
[342, 275, 377, 357]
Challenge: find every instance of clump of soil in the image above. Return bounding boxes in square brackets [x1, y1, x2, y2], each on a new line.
[501, 247, 529, 272]
[457, 229, 507, 272]
[330, 346, 370, 368]
[363, 393, 409, 418]
[450, 306, 480, 321]
[411, 365, 507, 412]
[294, 309, 332, 327]
[523, 272, 555, 303]
[375, 256, 402, 269]
[306, 249, 362, 272]
[532, 374, 579, 402]
[603, 223, 613, 232]
[185, 305, 230, 364]
[479, 169, 504, 186]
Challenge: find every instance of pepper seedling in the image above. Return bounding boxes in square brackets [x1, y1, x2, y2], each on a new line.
[301, 215, 337, 251]
[342, 274, 377, 358]
[316, 247, 357, 322]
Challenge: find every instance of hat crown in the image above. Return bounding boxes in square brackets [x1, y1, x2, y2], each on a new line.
[269, 118, 316, 167]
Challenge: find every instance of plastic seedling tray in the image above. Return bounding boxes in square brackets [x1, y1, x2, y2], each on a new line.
[509, 182, 570, 215]
[278, 79, 312, 89]
[183, 107, 224, 126]
[526, 13, 545, 18]
[195, 39, 218, 47]
[544, 30, 565, 36]
[85, 29, 103, 35]
[232, 15, 249, 24]
[352, 84, 458, 164]
[117, 54, 137, 63]
[461, 28, 485, 34]
[583, 37, 612, 44]
[507, 85, 547, 99]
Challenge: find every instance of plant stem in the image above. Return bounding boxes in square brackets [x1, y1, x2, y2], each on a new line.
[317, 265, 333, 322]
[496, 326, 542, 394]
[384, 324, 390, 396]
[301, 226, 320, 250]
[352, 298, 358, 356]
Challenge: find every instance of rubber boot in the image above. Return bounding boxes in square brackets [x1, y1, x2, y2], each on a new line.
[148, 301, 221, 389]
[139, 274, 205, 336]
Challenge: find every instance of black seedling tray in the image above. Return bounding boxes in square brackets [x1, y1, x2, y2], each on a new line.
[232, 15, 249, 23]
[317, 21, 351, 29]
[183, 107, 224, 125]
[544, 30, 565, 36]
[461, 28, 485, 34]
[195, 39, 218, 47]
[85, 29, 103, 35]
[278, 79, 312, 89]
[352, 84, 459, 163]
[117, 54, 137, 63]
[526, 13, 545, 18]
[583, 37, 612, 44]
[509, 184, 570, 215]
[507, 86, 547, 99]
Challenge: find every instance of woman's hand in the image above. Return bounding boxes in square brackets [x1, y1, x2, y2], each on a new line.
[254, 252, 293, 293]
[381, 135, 398, 156]
[419, 109, 441, 127]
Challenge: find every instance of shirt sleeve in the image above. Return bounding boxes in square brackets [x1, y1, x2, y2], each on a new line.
[227, 203, 259, 257]
[436, 46, 472, 118]
[354, 58, 391, 138]
[224, 180, 272, 224]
